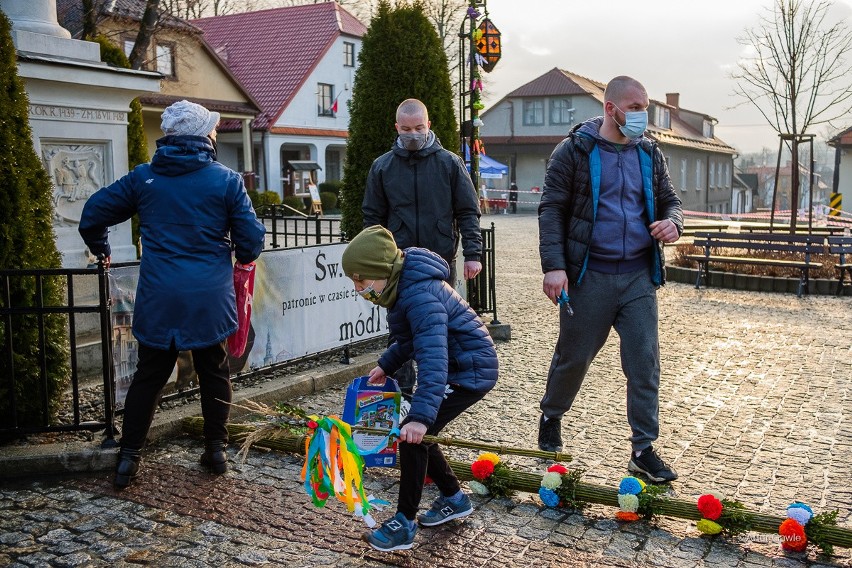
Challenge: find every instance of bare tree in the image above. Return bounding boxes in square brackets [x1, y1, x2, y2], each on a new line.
[128, 0, 160, 69]
[732, 0, 852, 227]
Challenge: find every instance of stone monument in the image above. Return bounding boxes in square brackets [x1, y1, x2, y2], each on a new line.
[1, 0, 161, 267]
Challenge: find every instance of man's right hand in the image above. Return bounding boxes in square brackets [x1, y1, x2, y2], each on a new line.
[543, 270, 569, 305]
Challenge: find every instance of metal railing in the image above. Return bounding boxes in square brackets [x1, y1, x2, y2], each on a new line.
[256, 205, 345, 248]
[0, 222, 500, 441]
[467, 222, 499, 324]
[1, 262, 117, 446]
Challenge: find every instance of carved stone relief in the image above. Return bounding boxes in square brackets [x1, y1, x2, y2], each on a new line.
[42, 143, 106, 227]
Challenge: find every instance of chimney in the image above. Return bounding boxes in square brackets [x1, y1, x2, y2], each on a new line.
[666, 93, 679, 108]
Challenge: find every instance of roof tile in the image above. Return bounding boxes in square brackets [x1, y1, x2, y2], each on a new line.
[193, 3, 366, 130]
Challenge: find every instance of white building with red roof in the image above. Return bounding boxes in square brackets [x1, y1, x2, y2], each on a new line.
[193, 2, 366, 198]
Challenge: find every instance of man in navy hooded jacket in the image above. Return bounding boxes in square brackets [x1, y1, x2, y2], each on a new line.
[79, 100, 266, 489]
[537, 76, 683, 483]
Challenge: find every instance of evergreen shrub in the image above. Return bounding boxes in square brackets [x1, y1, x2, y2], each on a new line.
[0, 13, 70, 428]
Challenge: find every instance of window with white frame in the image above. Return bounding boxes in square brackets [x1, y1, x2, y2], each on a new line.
[696, 159, 703, 190]
[724, 162, 730, 187]
[317, 83, 335, 117]
[549, 98, 574, 125]
[680, 159, 687, 190]
[344, 42, 355, 67]
[702, 119, 713, 138]
[523, 100, 544, 126]
[123, 39, 134, 59]
[717, 163, 723, 188]
[654, 105, 671, 129]
[709, 161, 715, 188]
[155, 42, 175, 77]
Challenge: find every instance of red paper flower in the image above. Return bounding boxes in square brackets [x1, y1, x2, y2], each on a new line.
[471, 459, 495, 480]
[697, 494, 723, 521]
[779, 518, 807, 552]
[547, 464, 568, 474]
[306, 420, 319, 430]
[615, 511, 641, 522]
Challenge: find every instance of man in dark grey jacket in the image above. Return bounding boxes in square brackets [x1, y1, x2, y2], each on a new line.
[537, 76, 683, 483]
[362, 98, 483, 397]
[362, 98, 482, 282]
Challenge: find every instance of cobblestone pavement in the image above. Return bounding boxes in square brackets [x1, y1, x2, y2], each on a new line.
[2, 213, 851, 567]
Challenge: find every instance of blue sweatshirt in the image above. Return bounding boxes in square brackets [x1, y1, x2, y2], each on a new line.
[577, 119, 653, 273]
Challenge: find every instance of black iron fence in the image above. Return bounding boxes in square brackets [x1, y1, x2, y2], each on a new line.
[256, 206, 345, 248]
[0, 262, 118, 445]
[466, 222, 499, 324]
[0, 221, 500, 441]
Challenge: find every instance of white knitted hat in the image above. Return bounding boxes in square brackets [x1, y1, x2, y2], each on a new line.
[160, 100, 220, 137]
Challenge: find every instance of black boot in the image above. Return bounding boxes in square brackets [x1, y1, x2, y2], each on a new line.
[114, 448, 142, 489]
[200, 440, 229, 474]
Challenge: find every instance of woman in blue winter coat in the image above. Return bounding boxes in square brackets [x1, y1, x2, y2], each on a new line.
[78, 100, 266, 489]
[341, 225, 498, 552]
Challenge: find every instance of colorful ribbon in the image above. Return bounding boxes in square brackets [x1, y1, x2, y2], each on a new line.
[300, 416, 393, 526]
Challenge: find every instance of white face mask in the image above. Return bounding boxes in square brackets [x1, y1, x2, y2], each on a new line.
[356, 281, 382, 304]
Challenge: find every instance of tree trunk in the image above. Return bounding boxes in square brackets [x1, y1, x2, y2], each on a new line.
[790, 139, 799, 232]
[128, 0, 160, 70]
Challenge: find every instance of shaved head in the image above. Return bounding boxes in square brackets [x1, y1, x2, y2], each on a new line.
[396, 98, 429, 122]
[604, 76, 646, 103]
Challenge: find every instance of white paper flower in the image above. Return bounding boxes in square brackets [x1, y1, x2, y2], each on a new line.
[618, 493, 639, 513]
[469, 480, 490, 496]
[541, 472, 563, 490]
[787, 507, 812, 526]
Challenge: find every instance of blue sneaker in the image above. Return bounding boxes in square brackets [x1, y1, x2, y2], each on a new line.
[363, 512, 416, 551]
[416, 493, 473, 526]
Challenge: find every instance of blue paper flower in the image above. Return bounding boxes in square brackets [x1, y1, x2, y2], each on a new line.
[539, 487, 560, 508]
[618, 476, 643, 495]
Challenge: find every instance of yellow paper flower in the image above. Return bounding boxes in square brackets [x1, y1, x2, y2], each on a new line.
[697, 519, 723, 535]
[478, 452, 500, 465]
[541, 472, 563, 490]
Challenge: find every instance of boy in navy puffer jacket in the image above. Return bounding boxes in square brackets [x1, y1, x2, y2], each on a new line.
[342, 225, 498, 552]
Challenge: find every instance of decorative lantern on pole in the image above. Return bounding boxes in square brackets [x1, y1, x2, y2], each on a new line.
[461, 1, 501, 197]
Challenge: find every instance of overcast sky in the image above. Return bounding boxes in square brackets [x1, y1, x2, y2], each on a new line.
[480, 0, 852, 155]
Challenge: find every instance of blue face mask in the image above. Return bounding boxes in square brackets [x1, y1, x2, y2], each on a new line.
[613, 105, 648, 139]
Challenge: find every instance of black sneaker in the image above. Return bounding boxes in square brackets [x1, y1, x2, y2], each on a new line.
[628, 445, 678, 482]
[537, 415, 562, 452]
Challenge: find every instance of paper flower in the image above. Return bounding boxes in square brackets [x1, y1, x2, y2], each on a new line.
[786, 502, 813, 526]
[469, 454, 514, 498]
[467, 6, 480, 18]
[471, 459, 494, 480]
[697, 494, 723, 521]
[779, 518, 807, 552]
[697, 519, 723, 535]
[616, 511, 641, 522]
[547, 464, 568, 475]
[618, 477, 644, 496]
[478, 453, 500, 465]
[540, 472, 563, 490]
[468, 480, 489, 496]
[617, 493, 639, 513]
[538, 487, 560, 508]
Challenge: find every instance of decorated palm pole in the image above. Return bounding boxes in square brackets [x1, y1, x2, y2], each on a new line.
[460, 1, 501, 195]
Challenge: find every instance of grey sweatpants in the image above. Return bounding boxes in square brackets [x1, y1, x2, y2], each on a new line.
[540, 267, 660, 451]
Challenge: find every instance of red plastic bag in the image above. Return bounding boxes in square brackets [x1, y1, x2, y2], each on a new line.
[228, 261, 256, 357]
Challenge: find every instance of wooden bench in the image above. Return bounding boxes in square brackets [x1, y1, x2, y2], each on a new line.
[686, 232, 824, 297]
[740, 224, 846, 236]
[828, 235, 852, 295]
